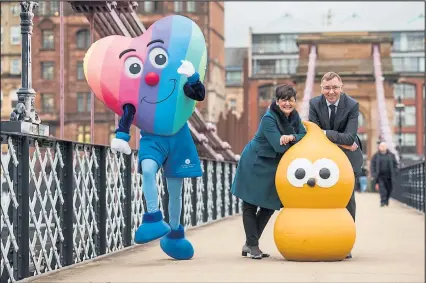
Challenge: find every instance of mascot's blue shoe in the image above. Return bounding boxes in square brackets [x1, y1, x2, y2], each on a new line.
[160, 224, 194, 260]
[134, 210, 171, 244]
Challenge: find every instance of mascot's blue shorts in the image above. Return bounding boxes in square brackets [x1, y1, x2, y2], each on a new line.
[138, 123, 203, 178]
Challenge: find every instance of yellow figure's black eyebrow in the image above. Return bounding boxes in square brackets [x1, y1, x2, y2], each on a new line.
[119, 48, 136, 59]
[147, 39, 164, 47]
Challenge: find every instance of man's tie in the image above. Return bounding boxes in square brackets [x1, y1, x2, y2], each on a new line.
[329, 104, 336, 129]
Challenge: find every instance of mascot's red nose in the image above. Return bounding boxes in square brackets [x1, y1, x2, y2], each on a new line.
[145, 72, 160, 86]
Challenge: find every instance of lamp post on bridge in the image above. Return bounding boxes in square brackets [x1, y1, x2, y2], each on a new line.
[395, 96, 405, 167]
[1, 1, 49, 136]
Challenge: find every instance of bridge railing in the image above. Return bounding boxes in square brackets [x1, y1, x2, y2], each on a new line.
[392, 160, 425, 212]
[0, 131, 241, 283]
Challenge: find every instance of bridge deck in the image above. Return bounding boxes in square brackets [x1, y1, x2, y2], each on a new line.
[21, 193, 424, 283]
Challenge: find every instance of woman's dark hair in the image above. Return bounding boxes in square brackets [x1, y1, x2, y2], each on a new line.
[275, 84, 297, 101]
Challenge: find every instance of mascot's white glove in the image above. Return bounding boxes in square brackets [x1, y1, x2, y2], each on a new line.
[111, 138, 131, 155]
[177, 60, 195, 78]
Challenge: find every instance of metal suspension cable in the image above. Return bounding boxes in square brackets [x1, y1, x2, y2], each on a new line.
[299, 45, 317, 120]
[59, 1, 64, 138]
[372, 44, 399, 162]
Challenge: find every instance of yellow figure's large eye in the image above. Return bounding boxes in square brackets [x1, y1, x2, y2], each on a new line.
[286, 158, 313, 188]
[313, 158, 339, 188]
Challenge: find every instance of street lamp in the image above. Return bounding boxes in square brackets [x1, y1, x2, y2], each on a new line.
[395, 96, 405, 166]
[1, 1, 49, 136]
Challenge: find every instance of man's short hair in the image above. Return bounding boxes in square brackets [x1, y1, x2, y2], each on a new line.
[321, 72, 342, 83]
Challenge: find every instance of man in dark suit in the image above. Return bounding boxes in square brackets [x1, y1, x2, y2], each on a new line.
[308, 71, 363, 259]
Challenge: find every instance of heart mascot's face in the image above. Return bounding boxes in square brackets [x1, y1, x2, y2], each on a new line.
[83, 15, 207, 136]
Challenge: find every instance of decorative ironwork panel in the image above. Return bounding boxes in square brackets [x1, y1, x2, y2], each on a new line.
[72, 144, 99, 263]
[156, 169, 166, 216]
[130, 152, 143, 244]
[182, 178, 194, 228]
[28, 140, 64, 276]
[1, 137, 19, 282]
[195, 160, 205, 225]
[206, 161, 214, 222]
[231, 164, 238, 215]
[215, 162, 223, 220]
[394, 161, 425, 212]
[223, 163, 231, 217]
[104, 150, 125, 253]
[0, 132, 241, 283]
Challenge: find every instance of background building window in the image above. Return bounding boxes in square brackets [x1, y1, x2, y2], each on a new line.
[406, 32, 424, 52]
[144, 1, 153, 12]
[394, 83, 416, 100]
[77, 92, 91, 112]
[394, 105, 416, 127]
[229, 99, 237, 111]
[42, 30, 54, 49]
[41, 93, 55, 112]
[226, 70, 242, 85]
[36, 1, 47, 16]
[76, 29, 90, 49]
[258, 84, 275, 122]
[392, 57, 424, 72]
[10, 89, 19, 108]
[41, 62, 54, 80]
[10, 4, 20, 16]
[395, 133, 417, 155]
[358, 112, 366, 128]
[10, 26, 21, 45]
[252, 34, 298, 54]
[50, 2, 59, 16]
[77, 125, 91, 143]
[186, 1, 196, 12]
[174, 1, 183, 12]
[252, 59, 276, 75]
[10, 59, 21, 75]
[77, 61, 84, 80]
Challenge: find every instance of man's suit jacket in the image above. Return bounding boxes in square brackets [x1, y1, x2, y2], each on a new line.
[308, 93, 363, 175]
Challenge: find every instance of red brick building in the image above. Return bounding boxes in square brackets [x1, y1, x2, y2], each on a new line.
[2, 1, 226, 149]
[222, 12, 425, 165]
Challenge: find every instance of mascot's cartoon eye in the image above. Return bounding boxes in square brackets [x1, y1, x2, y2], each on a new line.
[148, 47, 168, 69]
[313, 158, 339, 188]
[287, 158, 313, 188]
[124, 56, 143, 78]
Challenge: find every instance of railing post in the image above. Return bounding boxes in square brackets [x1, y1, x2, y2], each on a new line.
[61, 141, 74, 266]
[123, 154, 133, 247]
[1, 1, 49, 137]
[14, 136, 30, 280]
[97, 147, 107, 254]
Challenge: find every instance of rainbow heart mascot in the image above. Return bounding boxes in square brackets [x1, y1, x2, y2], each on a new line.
[84, 15, 207, 260]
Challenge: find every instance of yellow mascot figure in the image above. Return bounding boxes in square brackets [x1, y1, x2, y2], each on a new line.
[274, 121, 356, 261]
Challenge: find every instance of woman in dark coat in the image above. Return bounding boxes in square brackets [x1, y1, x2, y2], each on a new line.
[231, 84, 306, 259]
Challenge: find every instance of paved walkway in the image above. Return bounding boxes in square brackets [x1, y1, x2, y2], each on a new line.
[22, 193, 424, 283]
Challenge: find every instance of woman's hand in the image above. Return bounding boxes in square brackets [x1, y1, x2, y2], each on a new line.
[280, 135, 295, 145]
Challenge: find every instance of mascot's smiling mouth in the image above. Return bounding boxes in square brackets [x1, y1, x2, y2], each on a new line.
[141, 79, 177, 104]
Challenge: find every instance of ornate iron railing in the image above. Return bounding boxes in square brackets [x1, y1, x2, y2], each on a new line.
[392, 160, 425, 212]
[0, 132, 241, 283]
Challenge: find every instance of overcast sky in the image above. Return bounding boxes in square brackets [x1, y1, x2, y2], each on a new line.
[224, 1, 425, 47]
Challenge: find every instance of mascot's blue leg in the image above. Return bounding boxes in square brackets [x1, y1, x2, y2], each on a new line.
[160, 177, 194, 260]
[134, 159, 171, 244]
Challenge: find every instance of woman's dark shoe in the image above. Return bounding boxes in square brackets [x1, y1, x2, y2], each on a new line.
[242, 244, 269, 258]
[249, 245, 263, 259]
